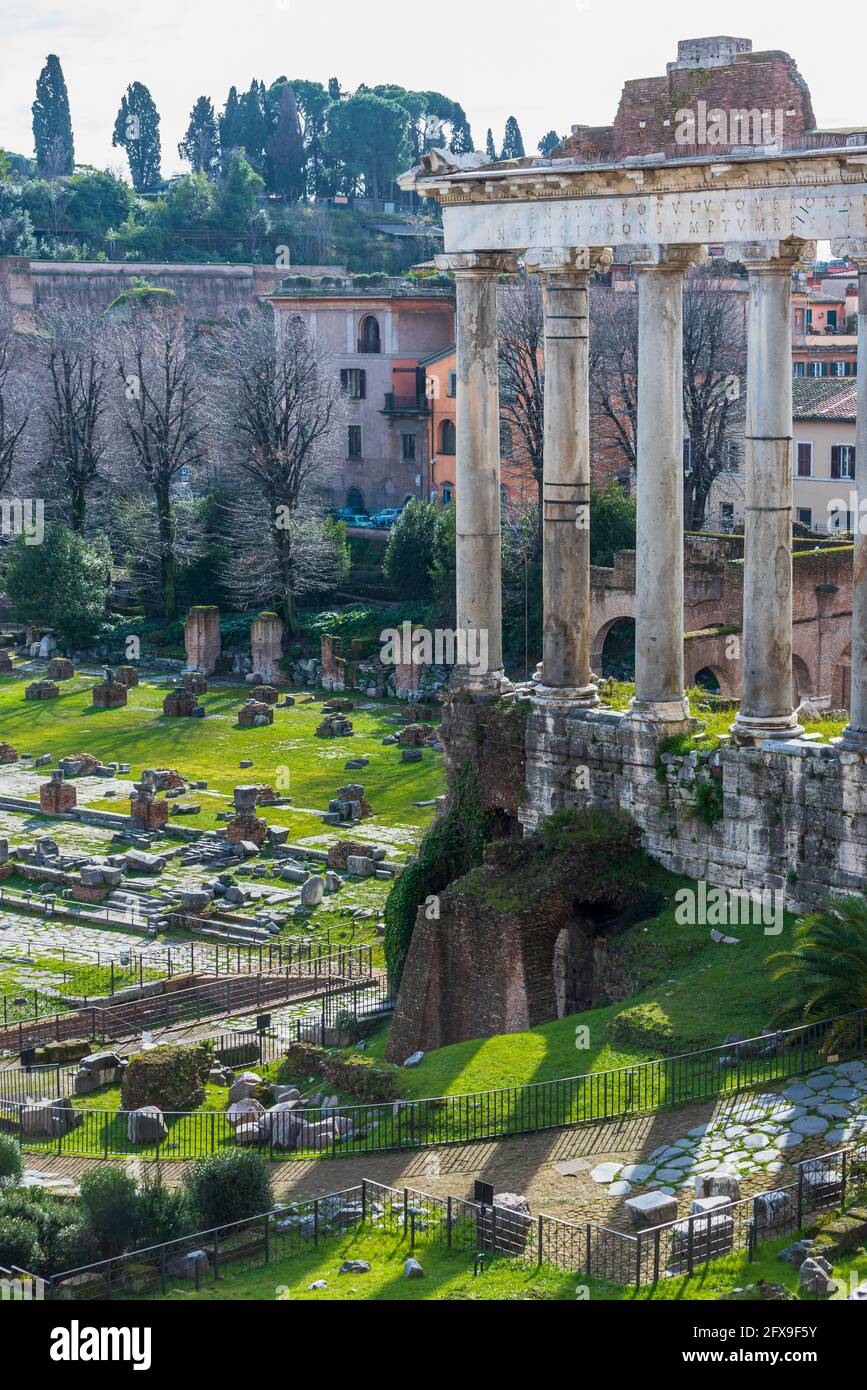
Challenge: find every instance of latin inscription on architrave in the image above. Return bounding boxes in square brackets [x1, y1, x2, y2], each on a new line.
[443, 185, 867, 253]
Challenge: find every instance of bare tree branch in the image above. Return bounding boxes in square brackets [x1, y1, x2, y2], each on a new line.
[207, 307, 345, 634]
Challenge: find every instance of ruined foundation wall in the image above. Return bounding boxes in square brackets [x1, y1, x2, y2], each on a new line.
[521, 704, 867, 913]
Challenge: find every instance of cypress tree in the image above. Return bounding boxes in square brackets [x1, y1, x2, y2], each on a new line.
[500, 116, 525, 161]
[32, 54, 74, 176]
[112, 83, 162, 191]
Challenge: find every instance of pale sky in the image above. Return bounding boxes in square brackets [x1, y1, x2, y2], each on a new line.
[2, 0, 865, 180]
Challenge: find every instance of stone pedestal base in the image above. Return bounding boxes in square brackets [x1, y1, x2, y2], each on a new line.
[626, 696, 692, 725]
[251, 685, 279, 706]
[238, 700, 274, 728]
[46, 658, 74, 681]
[226, 815, 268, 847]
[93, 681, 128, 710]
[840, 725, 867, 752]
[730, 713, 805, 746]
[163, 689, 200, 717]
[130, 797, 169, 831]
[182, 672, 209, 696]
[116, 666, 140, 687]
[449, 668, 514, 699]
[0, 652, 13, 673]
[40, 782, 77, 813]
[532, 683, 600, 709]
[25, 681, 59, 701]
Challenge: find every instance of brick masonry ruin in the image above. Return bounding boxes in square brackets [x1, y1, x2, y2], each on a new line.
[592, 536, 853, 708]
[250, 613, 285, 686]
[557, 37, 816, 163]
[184, 607, 221, 676]
[46, 658, 74, 681]
[92, 671, 128, 709]
[39, 771, 76, 814]
[163, 688, 201, 718]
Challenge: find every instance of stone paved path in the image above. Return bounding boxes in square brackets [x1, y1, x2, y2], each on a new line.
[24, 1080, 858, 1230]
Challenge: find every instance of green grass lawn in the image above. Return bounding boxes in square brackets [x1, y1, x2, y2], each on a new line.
[601, 682, 847, 749]
[0, 673, 445, 843]
[144, 1226, 866, 1302]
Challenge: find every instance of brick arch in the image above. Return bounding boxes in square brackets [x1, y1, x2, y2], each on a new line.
[792, 652, 813, 703]
[832, 642, 851, 712]
[591, 608, 636, 674]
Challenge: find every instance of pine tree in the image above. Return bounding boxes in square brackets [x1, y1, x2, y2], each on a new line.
[32, 54, 74, 177]
[485, 128, 497, 162]
[112, 83, 162, 191]
[179, 96, 220, 176]
[449, 118, 475, 156]
[328, 77, 342, 102]
[219, 87, 244, 165]
[538, 130, 563, 157]
[500, 116, 525, 161]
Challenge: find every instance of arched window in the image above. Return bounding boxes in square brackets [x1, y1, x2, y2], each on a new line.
[440, 483, 454, 505]
[358, 316, 381, 354]
[500, 423, 513, 458]
[439, 419, 456, 455]
[346, 487, 365, 513]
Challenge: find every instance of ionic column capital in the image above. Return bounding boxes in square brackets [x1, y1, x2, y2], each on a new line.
[725, 237, 816, 273]
[831, 238, 867, 269]
[435, 252, 517, 278]
[626, 243, 707, 273]
[523, 245, 613, 279]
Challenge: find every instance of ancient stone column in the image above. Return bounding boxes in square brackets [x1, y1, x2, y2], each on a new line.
[833, 241, 867, 750]
[251, 611, 285, 685]
[629, 246, 704, 724]
[728, 239, 814, 743]
[525, 246, 612, 703]
[184, 606, 221, 676]
[436, 252, 517, 694]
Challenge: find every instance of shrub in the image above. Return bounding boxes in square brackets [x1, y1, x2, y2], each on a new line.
[134, 1172, 190, 1247]
[0, 1216, 40, 1271]
[213, 1040, 260, 1069]
[78, 1166, 140, 1258]
[0, 1134, 22, 1188]
[384, 762, 494, 987]
[5, 523, 112, 649]
[606, 1002, 676, 1054]
[382, 500, 440, 598]
[52, 1219, 101, 1273]
[0, 1190, 68, 1272]
[280, 1043, 399, 1103]
[121, 1042, 211, 1111]
[184, 1150, 273, 1231]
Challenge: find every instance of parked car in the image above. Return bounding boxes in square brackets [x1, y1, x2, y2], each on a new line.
[347, 514, 375, 528]
[332, 507, 357, 522]
[370, 508, 402, 529]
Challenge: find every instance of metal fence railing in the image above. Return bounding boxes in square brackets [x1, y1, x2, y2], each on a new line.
[0, 947, 377, 1053]
[0, 934, 370, 1028]
[34, 1138, 867, 1300]
[4, 1005, 866, 1163]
